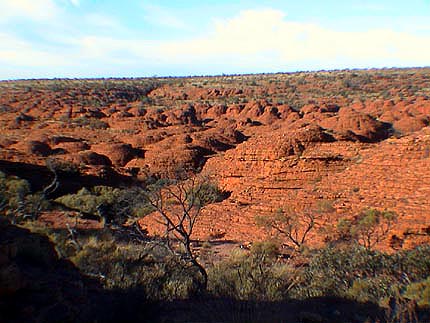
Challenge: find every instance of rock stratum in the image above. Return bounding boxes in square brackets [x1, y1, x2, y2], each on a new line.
[1, 68, 430, 251]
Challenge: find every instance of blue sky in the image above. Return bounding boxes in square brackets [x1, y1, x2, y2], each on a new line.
[0, 0, 430, 79]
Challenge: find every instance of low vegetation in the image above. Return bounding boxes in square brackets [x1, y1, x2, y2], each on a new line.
[1, 170, 429, 323]
[336, 208, 398, 249]
[0, 171, 49, 222]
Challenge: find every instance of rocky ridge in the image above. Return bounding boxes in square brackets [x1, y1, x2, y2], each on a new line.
[1, 69, 430, 250]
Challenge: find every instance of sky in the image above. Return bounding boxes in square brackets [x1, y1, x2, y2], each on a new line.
[0, 0, 430, 79]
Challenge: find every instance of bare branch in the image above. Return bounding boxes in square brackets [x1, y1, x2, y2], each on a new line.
[143, 173, 224, 291]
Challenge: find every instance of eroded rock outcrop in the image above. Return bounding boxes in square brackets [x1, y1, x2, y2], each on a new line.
[1, 69, 430, 250]
[92, 143, 143, 167]
[318, 108, 392, 142]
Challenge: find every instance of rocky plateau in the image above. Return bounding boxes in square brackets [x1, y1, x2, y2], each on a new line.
[1, 68, 430, 251]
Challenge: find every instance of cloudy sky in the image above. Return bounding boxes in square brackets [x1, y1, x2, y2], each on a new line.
[1, 0, 430, 79]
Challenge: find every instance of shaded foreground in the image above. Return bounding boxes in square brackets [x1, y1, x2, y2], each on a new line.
[1, 217, 429, 323]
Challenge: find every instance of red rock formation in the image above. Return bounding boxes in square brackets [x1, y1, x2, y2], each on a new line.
[1, 69, 430, 251]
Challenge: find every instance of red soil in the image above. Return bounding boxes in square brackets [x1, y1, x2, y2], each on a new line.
[1, 68, 429, 251]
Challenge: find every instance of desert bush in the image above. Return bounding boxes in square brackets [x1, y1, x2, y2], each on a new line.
[70, 233, 201, 300]
[397, 245, 430, 281]
[140, 96, 154, 105]
[55, 186, 152, 224]
[292, 245, 393, 299]
[46, 158, 80, 177]
[55, 187, 107, 215]
[291, 244, 430, 307]
[43, 227, 82, 259]
[0, 171, 49, 222]
[72, 116, 109, 129]
[187, 181, 227, 207]
[346, 276, 397, 304]
[26, 221, 199, 301]
[352, 209, 397, 249]
[18, 219, 430, 321]
[404, 277, 430, 307]
[208, 241, 296, 301]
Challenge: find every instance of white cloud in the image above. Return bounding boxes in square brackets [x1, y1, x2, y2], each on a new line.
[157, 9, 430, 69]
[69, 0, 80, 6]
[0, 32, 69, 67]
[0, 0, 59, 22]
[1, 8, 429, 78]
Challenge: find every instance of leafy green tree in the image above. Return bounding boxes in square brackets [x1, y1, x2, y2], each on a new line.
[256, 201, 334, 250]
[337, 208, 398, 249]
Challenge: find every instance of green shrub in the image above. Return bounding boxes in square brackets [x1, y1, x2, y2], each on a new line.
[209, 242, 295, 301]
[189, 182, 228, 207]
[70, 234, 200, 300]
[55, 187, 106, 215]
[72, 116, 109, 129]
[291, 244, 430, 306]
[397, 245, 430, 281]
[346, 276, 396, 303]
[46, 158, 80, 176]
[55, 186, 152, 224]
[292, 245, 393, 299]
[19, 220, 430, 311]
[404, 277, 430, 307]
[256, 205, 325, 250]
[0, 171, 49, 222]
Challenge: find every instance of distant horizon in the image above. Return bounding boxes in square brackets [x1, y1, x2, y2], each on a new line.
[1, 0, 430, 80]
[1, 65, 430, 82]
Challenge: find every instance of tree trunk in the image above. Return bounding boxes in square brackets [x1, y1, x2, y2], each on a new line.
[184, 240, 208, 291]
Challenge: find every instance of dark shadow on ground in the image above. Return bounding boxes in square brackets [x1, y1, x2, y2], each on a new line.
[0, 159, 133, 198]
[2, 219, 428, 323]
[0, 219, 157, 323]
[159, 297, 387, 323]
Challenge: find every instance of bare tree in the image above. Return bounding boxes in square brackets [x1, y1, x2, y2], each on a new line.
[44, 158, 60, 198]
[144, 173, 224, 291]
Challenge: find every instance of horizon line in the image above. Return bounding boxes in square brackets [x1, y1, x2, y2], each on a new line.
[1, 65, 430, 83]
